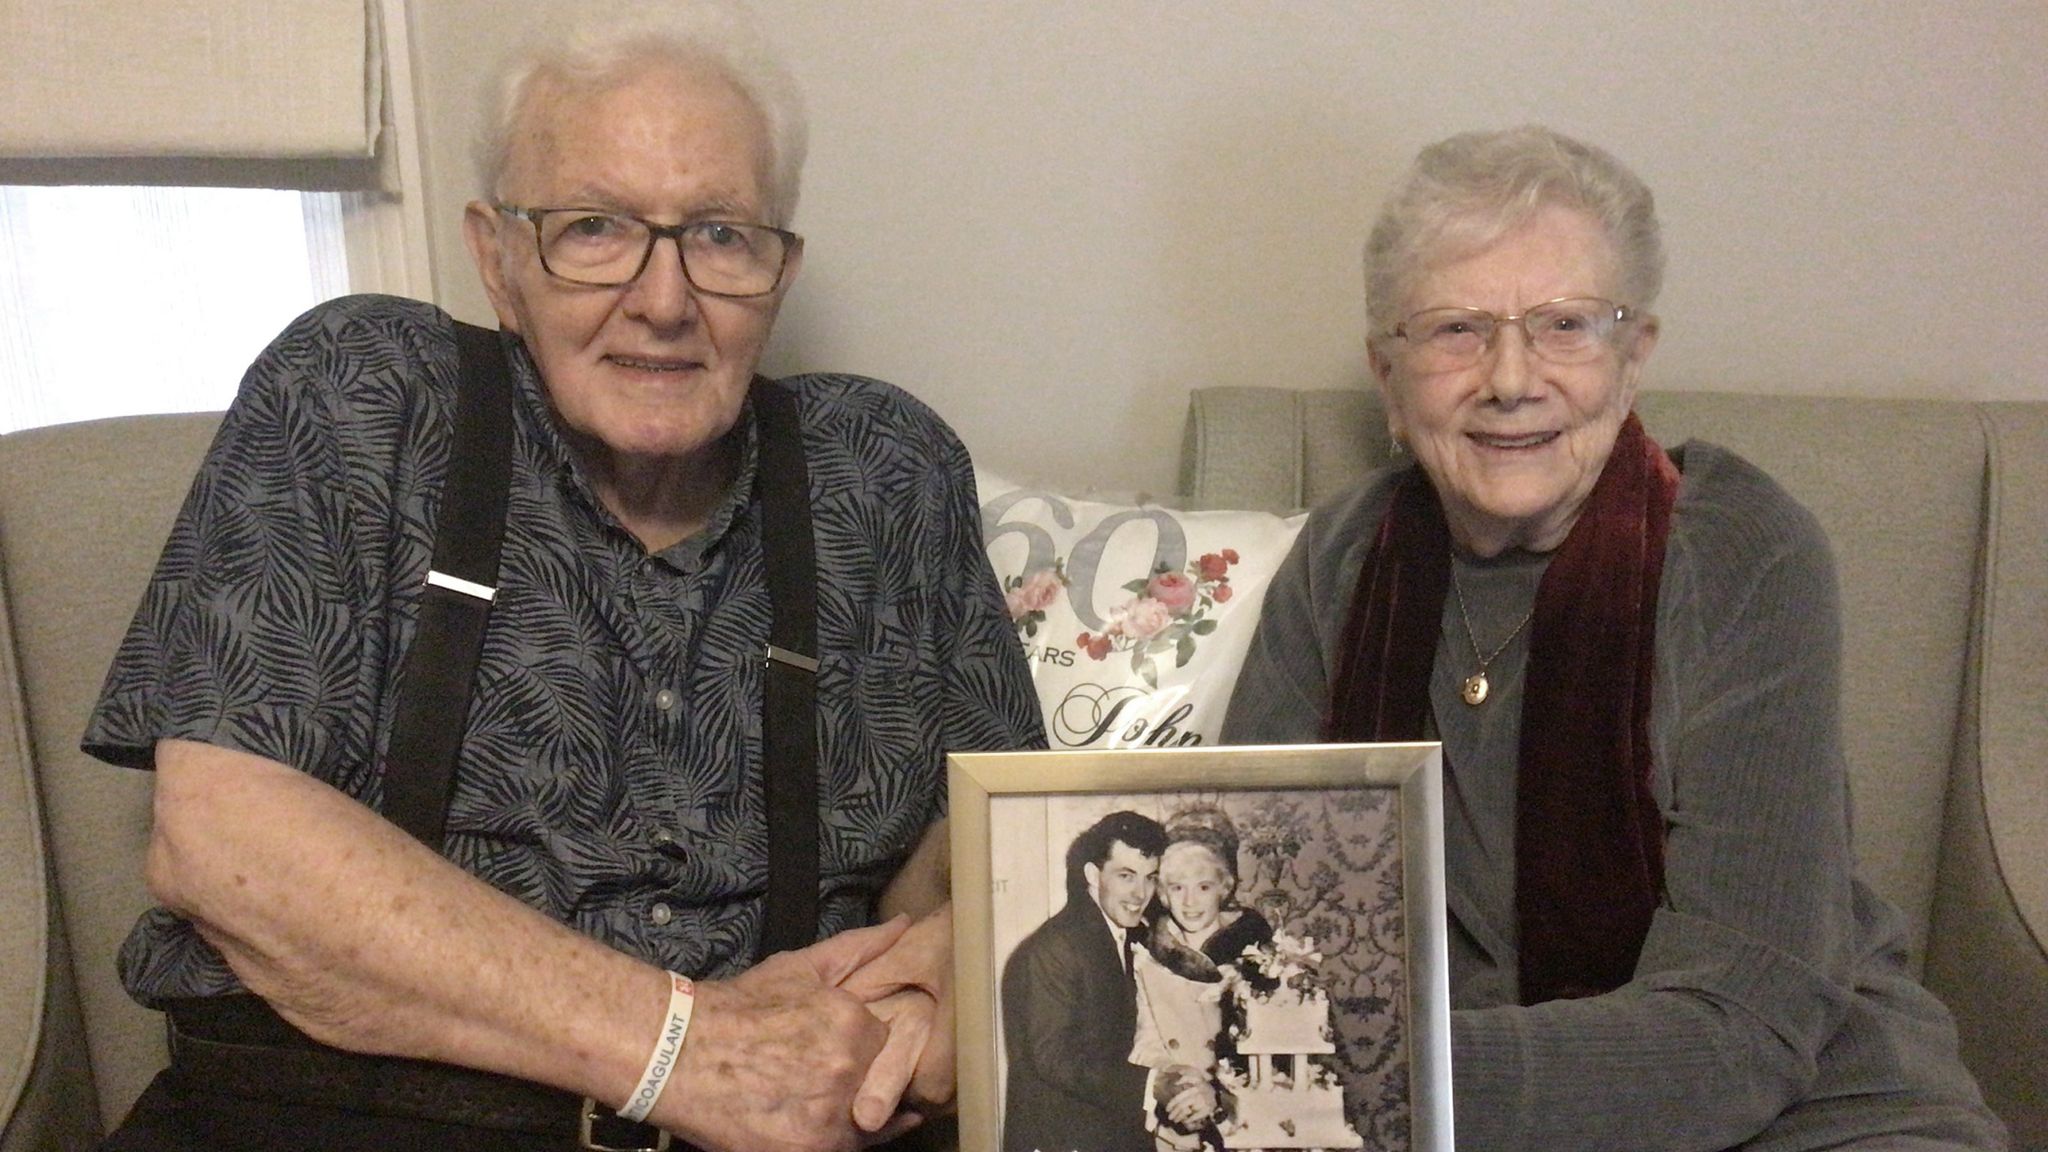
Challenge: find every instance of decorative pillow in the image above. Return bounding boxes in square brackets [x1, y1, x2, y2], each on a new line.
[977, 471, 1307, 749]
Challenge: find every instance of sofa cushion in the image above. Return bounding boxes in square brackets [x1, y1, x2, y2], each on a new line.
[1635, 392, 1983, 969]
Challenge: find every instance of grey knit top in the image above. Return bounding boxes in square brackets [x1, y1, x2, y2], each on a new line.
[1222, 441, 2008, 1151]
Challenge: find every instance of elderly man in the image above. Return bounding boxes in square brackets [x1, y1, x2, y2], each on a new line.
[82, 3, 1041, 1151]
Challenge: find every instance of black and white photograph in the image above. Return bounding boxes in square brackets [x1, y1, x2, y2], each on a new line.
[948, 744, 1451, 1152]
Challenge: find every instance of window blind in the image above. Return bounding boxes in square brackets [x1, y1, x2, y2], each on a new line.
[0, 0, 376, 160]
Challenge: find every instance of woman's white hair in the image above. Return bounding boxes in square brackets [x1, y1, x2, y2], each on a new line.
[474, 0, 808, 227]
[1364, 125, 1664, 334]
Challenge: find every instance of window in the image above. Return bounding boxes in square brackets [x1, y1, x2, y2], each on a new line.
[0, 185, 354, 432]
[0, 0, 429, 434]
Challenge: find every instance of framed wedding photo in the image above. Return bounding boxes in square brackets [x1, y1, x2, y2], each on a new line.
[948, 742, 1451, 1152]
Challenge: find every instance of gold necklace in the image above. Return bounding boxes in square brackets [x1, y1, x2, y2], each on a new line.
[1451, 566, 1537, 706]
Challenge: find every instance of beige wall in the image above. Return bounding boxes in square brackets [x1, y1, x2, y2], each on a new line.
[411, 1, 2048, 496]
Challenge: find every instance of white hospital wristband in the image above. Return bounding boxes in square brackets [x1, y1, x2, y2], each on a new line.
[617, 971, 696, 1123]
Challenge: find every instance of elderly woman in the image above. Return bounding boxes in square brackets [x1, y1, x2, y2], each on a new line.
[1223, 126, 2008, 1150]
[1129, 808, 1274, 1150]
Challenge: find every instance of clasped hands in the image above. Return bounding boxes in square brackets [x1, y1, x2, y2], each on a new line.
[665, 906, 952, 1152]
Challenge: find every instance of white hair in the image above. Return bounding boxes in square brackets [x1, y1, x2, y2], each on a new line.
[1364, 125, 1665, 334]
[474, 0, 809, 226]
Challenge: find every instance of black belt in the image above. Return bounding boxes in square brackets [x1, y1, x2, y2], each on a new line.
[166, 996, 678, 1151]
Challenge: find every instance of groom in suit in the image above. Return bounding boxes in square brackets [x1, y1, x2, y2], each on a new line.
[1000, 810, 1169, 1152]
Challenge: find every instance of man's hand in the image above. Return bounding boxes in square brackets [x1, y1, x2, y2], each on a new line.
[839, 904, 956, 1129]
[658, 919, 908, 1152]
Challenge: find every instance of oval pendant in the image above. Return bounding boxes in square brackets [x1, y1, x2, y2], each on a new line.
[1461, 672, 1490, 706]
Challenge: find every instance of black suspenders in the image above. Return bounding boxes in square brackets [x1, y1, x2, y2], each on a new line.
[382, 321, 514, 850]
[750, 383, 821, 958]
[380, 320, 820, 959]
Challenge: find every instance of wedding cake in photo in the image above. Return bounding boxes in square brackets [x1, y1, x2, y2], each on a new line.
[1220, 935, 1364, 1150]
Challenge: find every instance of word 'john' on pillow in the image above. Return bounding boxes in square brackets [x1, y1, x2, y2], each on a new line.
[976, 470, 1305, 750]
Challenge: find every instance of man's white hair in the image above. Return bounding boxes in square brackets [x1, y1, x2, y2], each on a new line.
[474, 0, 808, 226]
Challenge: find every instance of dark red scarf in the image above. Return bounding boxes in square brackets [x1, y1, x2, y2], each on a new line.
[1324, 413, 1678, 1004]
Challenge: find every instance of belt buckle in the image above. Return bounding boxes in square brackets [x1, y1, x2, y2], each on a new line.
[580, 1097, 672, 1152]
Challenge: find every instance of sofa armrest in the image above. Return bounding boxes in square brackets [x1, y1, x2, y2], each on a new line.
[0, 412, 224, 1132]
[1927, 403, 2048, 1149]
[0, 586, 99, 1151]
[0, 620, 42, 1148]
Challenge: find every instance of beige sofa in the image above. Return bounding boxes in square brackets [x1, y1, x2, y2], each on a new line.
[2, 390, 2044, 1149]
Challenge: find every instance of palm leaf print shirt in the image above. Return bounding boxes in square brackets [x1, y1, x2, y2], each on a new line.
[84, 294, 1045, 1003]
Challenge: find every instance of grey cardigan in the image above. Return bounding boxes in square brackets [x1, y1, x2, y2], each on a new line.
[1223, 441, 2007, 1151]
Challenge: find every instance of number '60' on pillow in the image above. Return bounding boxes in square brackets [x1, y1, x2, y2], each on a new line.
[976, 471, 1306, 750]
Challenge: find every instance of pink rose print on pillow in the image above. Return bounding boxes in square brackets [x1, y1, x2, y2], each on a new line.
[1003, 561, 1069, 639]
[1003, 557, 1073, 635]
[1077, 549, 1243, 688]
[1146, 571, 1198, 615]
[1116, 596, 1176, 641]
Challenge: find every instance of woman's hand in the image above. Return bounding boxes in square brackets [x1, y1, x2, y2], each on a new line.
[1152, 1064, 1220, 1131]
[839, 905, 956, 1127]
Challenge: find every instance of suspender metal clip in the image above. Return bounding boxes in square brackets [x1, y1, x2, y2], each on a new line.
[426, 569, 497, 602]
[764, 643, 818, 673]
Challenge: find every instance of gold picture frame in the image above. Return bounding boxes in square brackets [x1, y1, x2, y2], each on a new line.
[948, 742, 1451, 1152]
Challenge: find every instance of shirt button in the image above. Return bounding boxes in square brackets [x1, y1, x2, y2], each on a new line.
[652, 829, 675, 847]
[649, 903, 673, 926]
[653, 688, 678, 712]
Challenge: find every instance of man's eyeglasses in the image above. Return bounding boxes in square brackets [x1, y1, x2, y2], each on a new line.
[1383, 297, 1637, 372]
[495, 204, 801, 298]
